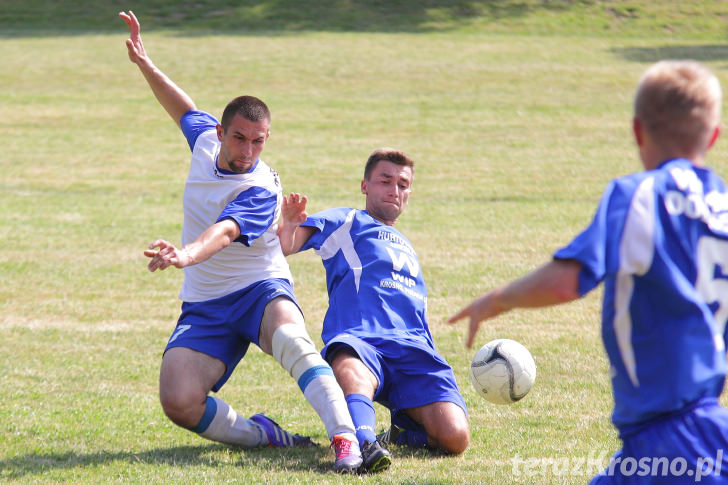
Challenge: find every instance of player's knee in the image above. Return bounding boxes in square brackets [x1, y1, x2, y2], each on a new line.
[259, 297, 304, 354]
[429, 418, 470, 454]
[271, 323, 326, 382]
[159, 388, 205, 429]
[439, 424, 470, 454]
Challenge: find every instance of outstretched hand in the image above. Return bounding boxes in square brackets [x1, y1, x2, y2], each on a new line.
[281, 193, 308, 226]
[447, 291, 504, 349]
[277, 193, 312, 255]
[143, 239, 191, 272]
[448, 260, 582, 348]
[119, 10, 149, 65]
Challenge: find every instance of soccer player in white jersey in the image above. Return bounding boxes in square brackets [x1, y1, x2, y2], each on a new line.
[278, 148, 470, 473]
[119, 11, 362, 473]
[449, 60, 728, 484]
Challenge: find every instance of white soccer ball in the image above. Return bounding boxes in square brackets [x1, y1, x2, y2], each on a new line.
[470, 338, 536, 405]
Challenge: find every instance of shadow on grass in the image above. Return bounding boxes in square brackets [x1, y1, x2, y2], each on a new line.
[0, 444, 334, 480]
[611, 45, 728, 63]
[0, 0, 577, 37]
[0, 442, 446, 479]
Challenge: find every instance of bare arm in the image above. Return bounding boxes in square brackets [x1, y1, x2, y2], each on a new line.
[448, 259, 582, 348]
[144, 219, 241, 272]
[119, 11, 196, 128]
[277, 193, 316, 255]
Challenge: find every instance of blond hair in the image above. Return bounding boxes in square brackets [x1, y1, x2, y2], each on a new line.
[634, 60, 722, 154]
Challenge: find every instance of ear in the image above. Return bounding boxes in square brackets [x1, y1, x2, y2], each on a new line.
[216, 124, 224, 142]
[707, 125, 721, 150]
[361, 179, 367, 195]
[632, 117, 644, 147]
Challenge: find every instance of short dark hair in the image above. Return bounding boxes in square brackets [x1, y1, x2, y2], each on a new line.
[221, 95, 271, 131]
[363, 148, 415, 180]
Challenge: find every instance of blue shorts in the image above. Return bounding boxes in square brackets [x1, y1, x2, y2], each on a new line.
[323, 334, 467, 427]
[165, 278, 300, 392]
[591, 398, 728, 484]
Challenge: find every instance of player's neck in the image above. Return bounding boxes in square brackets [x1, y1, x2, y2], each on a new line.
[372, 216, 397, 226]
[639, 140, 705, 170]
[366, 211, 398, 226]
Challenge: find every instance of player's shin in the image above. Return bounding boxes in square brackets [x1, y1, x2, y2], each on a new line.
[272, 323, 356, 439]
[193, 396, 266, 447]
[345, 393, 378, 444]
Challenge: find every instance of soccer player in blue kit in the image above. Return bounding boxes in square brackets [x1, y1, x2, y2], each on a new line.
[449, 60, 728, 484]
[278, 148, 470, 473]
[119, 11, 362, 472]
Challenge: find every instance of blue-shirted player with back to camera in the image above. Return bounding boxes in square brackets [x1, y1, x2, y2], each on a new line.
[119, 11, 363, 473]
[449, 60, 728, 484]
[278, 148, 470, 473]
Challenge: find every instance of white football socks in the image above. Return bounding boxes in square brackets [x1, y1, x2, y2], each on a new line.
[271, 323, 356, 440]
[195, 396, 266, 447]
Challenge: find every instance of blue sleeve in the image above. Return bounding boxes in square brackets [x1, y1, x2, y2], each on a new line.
[216, 186, 277, 246]
[299, 208, 350, 251]
[180, 110, 219, 151]
[553, 179, 636, 296]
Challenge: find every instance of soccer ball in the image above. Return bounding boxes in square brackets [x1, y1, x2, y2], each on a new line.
[470, 339, 536, 405]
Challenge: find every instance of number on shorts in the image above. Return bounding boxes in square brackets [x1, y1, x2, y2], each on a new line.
[168, 324, 191, 344]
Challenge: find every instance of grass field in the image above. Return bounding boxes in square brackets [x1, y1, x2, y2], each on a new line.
[2, 2, 728, 483]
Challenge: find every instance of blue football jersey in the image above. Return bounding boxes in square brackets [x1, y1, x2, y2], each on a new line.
[300, 208, 435, 347]
[554, 158, 728, 430]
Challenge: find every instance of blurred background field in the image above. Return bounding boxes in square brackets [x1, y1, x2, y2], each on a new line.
[2, 0, 728, 38]
[2, 1, 728, 483]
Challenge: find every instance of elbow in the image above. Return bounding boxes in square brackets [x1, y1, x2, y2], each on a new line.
[551, 259, 582, 303]
[550, 274, 581, 303]
[555, 285, 580, 303]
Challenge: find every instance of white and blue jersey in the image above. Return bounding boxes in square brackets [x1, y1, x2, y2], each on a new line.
[554, 158, 728, 432]
[178, 110, 291, 302]
[300, 208, 432, 346]
[161, 110, 297, 391]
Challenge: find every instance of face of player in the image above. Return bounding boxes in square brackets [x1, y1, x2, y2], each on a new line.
[216, 114, 270, 174]
[361, 160, 413, 226]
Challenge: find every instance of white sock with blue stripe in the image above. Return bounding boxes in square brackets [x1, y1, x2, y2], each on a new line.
[272, 323, 356, 440]
[193, 396, 266, 447]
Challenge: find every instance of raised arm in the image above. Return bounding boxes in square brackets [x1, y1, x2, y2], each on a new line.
[448, 259, 582, 348]
[119, 11, 196, 128]
[278, 193, 316, 255]
[144, 219, 241, 272]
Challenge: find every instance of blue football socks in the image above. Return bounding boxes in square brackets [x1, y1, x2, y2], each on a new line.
[345, 393, 378, 444]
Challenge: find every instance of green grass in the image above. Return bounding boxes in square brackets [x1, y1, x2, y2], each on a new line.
[2, 2, 728, 483]
[2, 0, 728, 39]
